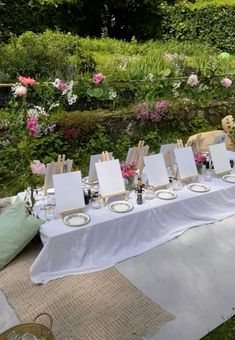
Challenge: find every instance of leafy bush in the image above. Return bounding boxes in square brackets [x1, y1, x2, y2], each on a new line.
[0, 0, 162, 42]
[0, 31, 96, 82]
[162, 2, 235, 52]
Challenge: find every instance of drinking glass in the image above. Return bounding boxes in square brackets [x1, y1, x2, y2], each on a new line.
[144, 185, 155, 200]
[92, 195, 103, 209]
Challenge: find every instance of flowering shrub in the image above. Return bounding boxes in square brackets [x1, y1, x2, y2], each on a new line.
[136, 100, 168, 122]
[92, 72, 106, 84]
[30, 160, 46, 176]
[187, 74, 199, 87]
[3, 75, 61, 209]
[221, 77, 232, 88]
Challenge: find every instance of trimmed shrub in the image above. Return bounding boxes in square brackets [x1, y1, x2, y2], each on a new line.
[0, 31, 96, 81]
[162, 2, 235, 52]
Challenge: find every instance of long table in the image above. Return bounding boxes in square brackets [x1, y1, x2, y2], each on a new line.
[30, 177, 235, 283]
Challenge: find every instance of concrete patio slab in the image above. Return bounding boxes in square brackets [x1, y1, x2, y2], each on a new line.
[117, 215, 235, 340]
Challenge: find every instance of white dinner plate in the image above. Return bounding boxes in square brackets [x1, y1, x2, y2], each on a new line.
[222, 174, 235, 183]
[187, 183, 210, 193]
[64, 213, 90, 227]
[47, 188, 55, 194]
[83, 177, 99, 185]
[109, 200, 134, 213]
[155, 190, 177, 200]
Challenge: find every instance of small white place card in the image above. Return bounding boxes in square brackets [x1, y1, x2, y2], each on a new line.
[209, 143, 231, 175]
[144, 154, 169, 187]
[95, 159, 125, 197]
[53, 171, 85, 214]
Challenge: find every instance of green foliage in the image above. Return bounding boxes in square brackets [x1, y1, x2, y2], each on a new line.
[0, 31, 96, 82]
[162, 2, 235, 52]
[0, 0, 162, 42]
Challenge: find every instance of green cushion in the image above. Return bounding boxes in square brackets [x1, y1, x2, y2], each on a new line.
[0, 201, 43, 270]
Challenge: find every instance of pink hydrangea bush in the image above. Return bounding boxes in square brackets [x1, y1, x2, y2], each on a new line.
[187, 74, 199, 87]
[221, 77, 232, 88]
[92, 72, 105, 84]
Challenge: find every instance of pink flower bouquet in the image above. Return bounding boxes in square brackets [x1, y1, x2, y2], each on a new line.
[194, 152, 206, 165]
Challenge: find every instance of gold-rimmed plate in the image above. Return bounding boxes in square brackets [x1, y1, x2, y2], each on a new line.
[64, 213, 90, 227]
[155, 190, 177, 200]
[187, 183, 210, 193]
[222, 174, 235, 183]
[109, 201, 134, 213]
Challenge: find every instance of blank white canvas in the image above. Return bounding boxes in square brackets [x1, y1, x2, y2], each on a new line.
[144, 154, 169, 187]
[209, 143, 231, 174]
[160, 144, 178, 167]
[174, 146, 198, 179]
[88, 152, 113, 183]
[53, 171, 85, 213]
[95, 159, 125, 196]
[44, 159, 73, 190]
[126, 147, 136, 163]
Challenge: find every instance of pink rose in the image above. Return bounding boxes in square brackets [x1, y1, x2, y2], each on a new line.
[127, 169, 135, 177]
[18, 76, 36, 86]
[30, 160, 46, 175]
[14, 85, 27, 97]
[187, 74, 199, 87]
[92, 73, 105, 84]
[221, 77, 232, 88]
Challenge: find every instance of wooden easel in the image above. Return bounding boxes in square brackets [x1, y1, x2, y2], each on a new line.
[95, 158, 128, 205]
[100, 190, 128, 205]
[101, 151, 111, 161]
[44, 155, 73, 194]
[59, 207, 84, 219]
[126, 140, 149, 175]
[176, 139, 184, 148]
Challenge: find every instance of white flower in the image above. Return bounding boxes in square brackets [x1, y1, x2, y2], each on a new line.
[53, 78, 61, 88]
[108, 90, 117, 100]
[147, 73, 154, 81]
[28, 106, 47, 118]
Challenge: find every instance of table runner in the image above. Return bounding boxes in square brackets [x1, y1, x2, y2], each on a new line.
[31, 177, 235, 283]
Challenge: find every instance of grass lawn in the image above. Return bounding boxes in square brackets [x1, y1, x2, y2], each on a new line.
[202, 315, 235, 339]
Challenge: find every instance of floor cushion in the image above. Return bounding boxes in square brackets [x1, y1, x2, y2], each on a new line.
[0, 201, 43, 270]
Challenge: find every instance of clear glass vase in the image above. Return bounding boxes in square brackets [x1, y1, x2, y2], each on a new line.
[196, 163, 203, 175]
[125, 177, 135, 191]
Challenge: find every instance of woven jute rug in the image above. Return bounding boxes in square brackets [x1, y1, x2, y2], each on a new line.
[0, 244, 173, 340]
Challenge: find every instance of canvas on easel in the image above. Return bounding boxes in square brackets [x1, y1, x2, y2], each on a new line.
[88, 152, 113, 184]
[44, 155, 73, 194]
[95, 159, 127, 203]
[209, 143, 231, 175]
[143, 153, 169, 188]
[53, 171, 85, 217]
[174, 146, 198, 181]
[126, 140, 149, 174]
[159, 144, 178, 170]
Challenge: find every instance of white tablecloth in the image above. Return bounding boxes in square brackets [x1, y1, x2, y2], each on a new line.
[30, 177, 235, 283]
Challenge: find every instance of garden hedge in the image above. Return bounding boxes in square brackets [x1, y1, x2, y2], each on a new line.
[162, 2, 235, 52]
